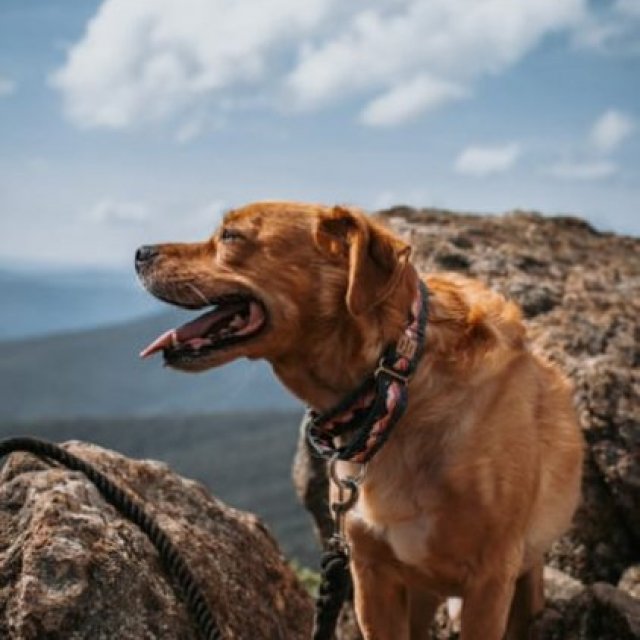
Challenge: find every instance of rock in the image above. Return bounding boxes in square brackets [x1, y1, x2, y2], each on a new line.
[535, 582, 640, 640]
[434, 252, 471, 272]
[291, 420, 332, 545]
[544, 566, 586, 602]
[334, 605, 364, 640]
[619, 566, 640, 600]
[0, 442, 313, 640]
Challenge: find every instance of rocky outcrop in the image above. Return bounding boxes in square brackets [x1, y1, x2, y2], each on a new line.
[293, 207, 639, 638]
[535, 581, 640, 640]
[0, 441, 313, 639]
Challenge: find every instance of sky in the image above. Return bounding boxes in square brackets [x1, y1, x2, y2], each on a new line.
[0, 0, 638, 268]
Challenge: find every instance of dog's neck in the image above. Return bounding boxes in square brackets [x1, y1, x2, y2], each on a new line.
[270, 265, 419, 413]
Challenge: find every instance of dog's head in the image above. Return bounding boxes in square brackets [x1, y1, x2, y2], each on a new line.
[136, 201, 412, 376]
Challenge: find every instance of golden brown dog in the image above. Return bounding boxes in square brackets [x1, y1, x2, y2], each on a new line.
[136, 201, 584, 640]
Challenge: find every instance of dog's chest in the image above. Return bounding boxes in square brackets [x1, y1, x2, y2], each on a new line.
[337, 433, 444, 569]
[353, 479, 434, 568]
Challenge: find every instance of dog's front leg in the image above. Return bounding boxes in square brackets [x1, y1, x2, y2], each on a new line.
[504, 559, 544, 640]
[350, 557, 410, 640]
[348, 521, 411, 640]
[460, 570, 518, 640]
[408, 588, 441, 639]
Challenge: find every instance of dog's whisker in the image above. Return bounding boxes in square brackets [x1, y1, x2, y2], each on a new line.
[186, 282, 210, 306]
[134, 276, 150, 294]
[168, 281, 181, 304]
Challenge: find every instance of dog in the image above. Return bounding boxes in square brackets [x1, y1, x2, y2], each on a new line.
[136, 201, 584, 640]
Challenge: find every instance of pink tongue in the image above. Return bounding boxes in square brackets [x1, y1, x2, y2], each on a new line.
[139, 305, 236, 359]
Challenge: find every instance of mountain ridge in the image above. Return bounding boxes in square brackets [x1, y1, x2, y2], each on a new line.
[0, 310, 299, 420]
[0, 266, 158, 339]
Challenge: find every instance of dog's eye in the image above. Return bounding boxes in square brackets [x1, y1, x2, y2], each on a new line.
[220, 228, 244, 243]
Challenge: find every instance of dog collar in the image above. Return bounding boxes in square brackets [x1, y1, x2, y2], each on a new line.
[305, 279, 429, 464]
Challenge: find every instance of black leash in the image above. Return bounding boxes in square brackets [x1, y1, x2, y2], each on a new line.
[312, 549, 351, 640]
[0, 436, 223, 640]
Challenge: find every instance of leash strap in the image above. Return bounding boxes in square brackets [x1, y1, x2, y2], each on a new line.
[306, 280, 429, 464]
[312, 548, 351, 640]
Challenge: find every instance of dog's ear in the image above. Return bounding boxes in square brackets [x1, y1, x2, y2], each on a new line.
[315, 206, 411, 316]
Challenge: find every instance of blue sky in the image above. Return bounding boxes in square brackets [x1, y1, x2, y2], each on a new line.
[0, 0, 638, 268]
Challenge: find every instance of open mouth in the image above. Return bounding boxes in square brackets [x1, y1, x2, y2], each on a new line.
[140, 294, 267, 364]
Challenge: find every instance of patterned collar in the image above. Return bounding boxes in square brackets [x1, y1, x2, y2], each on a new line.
[305, 279, 429, 464]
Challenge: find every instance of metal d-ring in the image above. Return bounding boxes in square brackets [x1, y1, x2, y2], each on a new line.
[329, 454, 368, 488]
[327, 455, 368, 554]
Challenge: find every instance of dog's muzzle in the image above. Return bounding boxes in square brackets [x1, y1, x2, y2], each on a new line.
[135, 244, 159, 273]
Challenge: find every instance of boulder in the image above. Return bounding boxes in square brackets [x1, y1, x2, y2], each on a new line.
[619, 566, 640, 601]
[543, 567, 586, 602]
[291, 423, 332, 546]
[535, 582, 640, 640]
[0, 441, 313, 639]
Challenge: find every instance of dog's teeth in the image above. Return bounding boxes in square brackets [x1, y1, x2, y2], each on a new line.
[188, 337, 211, 351]
[229, 314, 245, 329]
[171, 332, 179, 348]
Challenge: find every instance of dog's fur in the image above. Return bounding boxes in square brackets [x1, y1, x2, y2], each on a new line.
[138, 201, 584, 640]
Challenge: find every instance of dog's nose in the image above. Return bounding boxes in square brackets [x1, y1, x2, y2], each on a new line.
[135, 245, 159, 267]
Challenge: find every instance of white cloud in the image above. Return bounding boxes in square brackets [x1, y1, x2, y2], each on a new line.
[286, 0, 584, 122]
[51, 0, 585, 131]
[50, 0, 335, 130]
[545, 110, 633, 181]
[572, 18, 624, 50]
[572, 0, 640, 53]
[86, 199, 150, 224]
[0, 76, 16, 97]
[359, 75, 467, 127]
[589, 109, 635, 153]
[549, 160, 617, 180]
[454, 143, 521, 177]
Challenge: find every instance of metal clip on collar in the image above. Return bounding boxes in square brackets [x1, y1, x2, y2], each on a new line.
[328, 455, 367, 555]
[374, 358, 409, 384]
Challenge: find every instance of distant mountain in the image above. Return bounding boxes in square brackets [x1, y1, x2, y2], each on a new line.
[0, 266, 159, 339]
[0, 312, 299, 420]
[0, 411, 317, 565]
